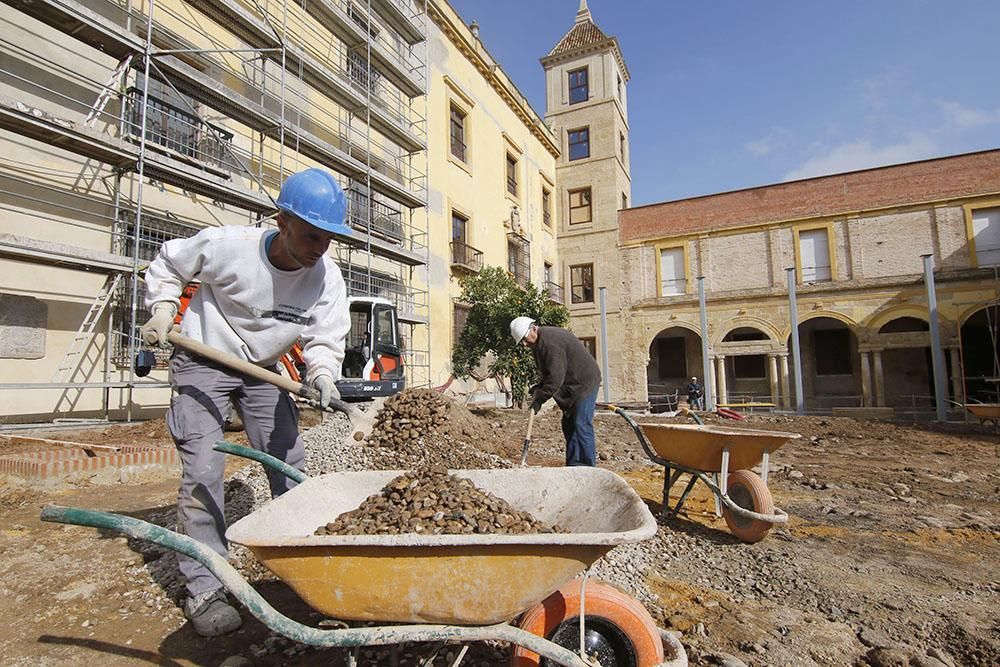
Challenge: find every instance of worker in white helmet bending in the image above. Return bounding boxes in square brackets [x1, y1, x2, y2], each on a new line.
[510, 316, 602, 466]
[140, 168, 351, 638]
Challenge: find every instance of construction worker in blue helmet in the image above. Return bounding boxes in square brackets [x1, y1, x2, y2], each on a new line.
[140, 168, 351, 637]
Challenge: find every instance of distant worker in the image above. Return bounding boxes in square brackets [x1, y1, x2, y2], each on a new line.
[510, 317, 601, 466]
[140, 168, 351, 637]
[687, 376, 703, 410]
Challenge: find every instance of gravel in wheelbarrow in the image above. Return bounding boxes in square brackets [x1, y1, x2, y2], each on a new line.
[315, 465, 567, 536]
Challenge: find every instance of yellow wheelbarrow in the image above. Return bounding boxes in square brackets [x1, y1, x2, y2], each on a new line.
[964, 402, 1000, 433]
[610, 407, 799, 543]
[41, 442, 687, 667]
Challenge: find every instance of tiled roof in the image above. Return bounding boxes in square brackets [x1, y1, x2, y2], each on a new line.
[547, 19, 609, 57]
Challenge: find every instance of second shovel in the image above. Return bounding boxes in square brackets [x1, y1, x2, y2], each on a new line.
[519, 409, 535, 467]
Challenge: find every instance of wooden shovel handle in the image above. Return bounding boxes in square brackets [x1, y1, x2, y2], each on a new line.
[166, 330, 315, 399]
[166, 329, 363, 420]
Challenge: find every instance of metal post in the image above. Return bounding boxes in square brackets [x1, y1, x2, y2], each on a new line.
[923, 254, 949, 421]
[126, 0, 158, 421]
[599, 286, 611, 402]
[697, 277, 714, 410]
[786, 268, 805, 415]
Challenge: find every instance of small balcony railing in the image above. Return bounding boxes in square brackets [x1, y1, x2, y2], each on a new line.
[348, 191, 405, 244]
[545, 280, 564, 304]
[124, 88, 236, 171]
[450, 241, 483, 273]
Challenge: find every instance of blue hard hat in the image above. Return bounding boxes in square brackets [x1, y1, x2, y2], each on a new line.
[276, 168, 351, 235]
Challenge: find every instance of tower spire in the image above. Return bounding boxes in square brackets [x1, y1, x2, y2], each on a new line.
[575, 0, 591, 24]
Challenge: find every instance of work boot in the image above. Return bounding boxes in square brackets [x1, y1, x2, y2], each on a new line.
[184, 589, 242, 637]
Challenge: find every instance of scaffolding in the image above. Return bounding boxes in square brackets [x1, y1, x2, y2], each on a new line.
[0, 0, 430, 421]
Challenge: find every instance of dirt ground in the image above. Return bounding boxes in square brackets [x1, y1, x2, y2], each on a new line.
[0, 405, 997, 666]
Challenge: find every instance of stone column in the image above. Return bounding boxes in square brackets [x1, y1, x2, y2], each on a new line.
[709, 355, 717, 407]
[873, 349, 886, 407]
[768, 354, 779, 406]
[779, 354, 791, 409]
[949, 347, 964, 403]
[860, 351, 872, 407]
[715, 355, 728, 405]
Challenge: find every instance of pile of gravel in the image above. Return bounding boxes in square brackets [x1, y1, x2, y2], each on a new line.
[364, 389, 449, 448]
[314, 465, 566, 536]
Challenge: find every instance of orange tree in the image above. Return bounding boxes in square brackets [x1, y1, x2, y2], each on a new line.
[451, 266, 568, 407]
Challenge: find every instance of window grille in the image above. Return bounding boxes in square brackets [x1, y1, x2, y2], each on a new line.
[507, 231, 530, 287]
[111, 211, 200, 367]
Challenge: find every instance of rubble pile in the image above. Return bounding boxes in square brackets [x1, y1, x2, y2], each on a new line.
[360, 389, 515, 470]
[365, 388, 449, 448]
[315, 465, 565, 536]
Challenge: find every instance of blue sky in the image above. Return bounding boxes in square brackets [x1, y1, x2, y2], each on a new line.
[448, 0, 1000, 206]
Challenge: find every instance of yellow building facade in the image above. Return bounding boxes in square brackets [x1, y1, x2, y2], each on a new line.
[421, 0, 560, 393]
[617, 150, 1000, 417]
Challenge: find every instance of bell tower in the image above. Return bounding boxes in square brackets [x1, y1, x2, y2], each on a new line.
[541, 0, 631, 388]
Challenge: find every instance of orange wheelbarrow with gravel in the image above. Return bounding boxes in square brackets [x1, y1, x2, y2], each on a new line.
[40, 443, 687, 667]
[611, 406, 799, 543]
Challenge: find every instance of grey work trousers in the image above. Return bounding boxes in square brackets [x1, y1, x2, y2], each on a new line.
[166, 350, 305, 597]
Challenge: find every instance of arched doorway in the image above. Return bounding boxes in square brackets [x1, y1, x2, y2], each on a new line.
[790, 317, 860, 410]
[960, 306, 1000, 404]
[719, 327, 774, 405]
[647, 326, 702, 412]
[876, 316, 935, 408]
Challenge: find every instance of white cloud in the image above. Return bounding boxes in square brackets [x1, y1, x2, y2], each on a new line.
[782, 135, 938, 181]
[745, 128, 790, 157]
[937, 100, 1000, 130]
[745, 137, 774, 156]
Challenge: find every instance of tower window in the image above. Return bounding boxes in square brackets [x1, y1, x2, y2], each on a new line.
[569, 67, 588, 104]
[568, 187, 592, 224]
[570, 263, 595, 304]
[568, 127, 590, 161]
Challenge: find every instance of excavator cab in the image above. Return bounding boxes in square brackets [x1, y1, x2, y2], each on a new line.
[336, 296, 405, 399]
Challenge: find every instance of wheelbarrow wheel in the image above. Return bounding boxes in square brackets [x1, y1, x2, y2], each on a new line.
[722, 469, 774, 543]
[511, 580, 663, 667]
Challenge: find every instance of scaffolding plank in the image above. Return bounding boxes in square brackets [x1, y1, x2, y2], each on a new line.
[0, 234, 132, 273]
[369, 0, 425, 45]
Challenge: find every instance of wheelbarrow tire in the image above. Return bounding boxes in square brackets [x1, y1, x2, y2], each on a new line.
[722, 469, 774, 543]
[511, 579, 664, 667]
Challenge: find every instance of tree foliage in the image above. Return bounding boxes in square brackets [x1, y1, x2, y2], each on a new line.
[451, 266, 569, 405]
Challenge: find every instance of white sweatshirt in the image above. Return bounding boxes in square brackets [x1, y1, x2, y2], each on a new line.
[144, 225, 349, 384]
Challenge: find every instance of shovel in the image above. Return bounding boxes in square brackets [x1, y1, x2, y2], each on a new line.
[519, 409, 535, 467]
[164, 329, 374, 441]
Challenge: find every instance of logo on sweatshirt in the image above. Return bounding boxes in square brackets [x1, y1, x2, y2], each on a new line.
[248, 305, 313, 325]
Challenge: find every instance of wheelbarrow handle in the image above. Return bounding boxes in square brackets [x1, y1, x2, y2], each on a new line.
[608, 406, 665, 464]
[38, 505, 594, 666]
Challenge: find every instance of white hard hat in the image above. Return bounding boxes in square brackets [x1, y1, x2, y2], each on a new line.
[510, 316, 535, 344]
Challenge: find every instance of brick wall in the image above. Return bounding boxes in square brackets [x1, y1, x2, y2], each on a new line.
[0, 443, 178, 480]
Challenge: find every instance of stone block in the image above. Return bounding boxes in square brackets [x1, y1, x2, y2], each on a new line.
[0, 293, 47, 358]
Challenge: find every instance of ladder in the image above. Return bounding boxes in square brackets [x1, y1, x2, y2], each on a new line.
[85, 55, 133, 127]
[52, 273, 124, 383]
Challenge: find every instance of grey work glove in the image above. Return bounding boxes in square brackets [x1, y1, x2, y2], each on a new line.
[140, 302, 177, 348]
[312, 375, 340, 407]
